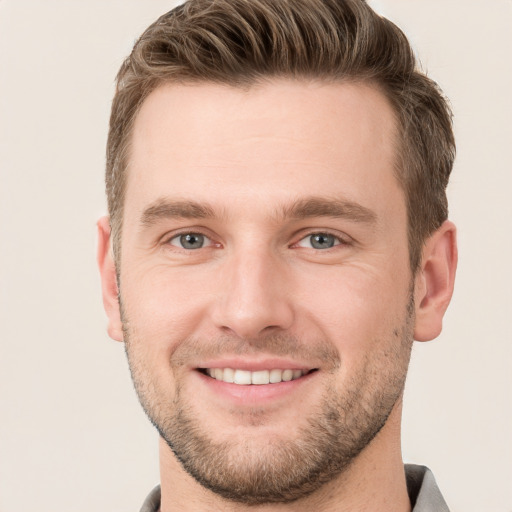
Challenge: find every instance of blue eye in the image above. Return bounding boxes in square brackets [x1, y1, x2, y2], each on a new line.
[298, 233, 340, 250]
[169, 233, 210, 250]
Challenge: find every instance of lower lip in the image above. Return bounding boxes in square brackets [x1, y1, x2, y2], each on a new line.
[195, 370, 317, 405]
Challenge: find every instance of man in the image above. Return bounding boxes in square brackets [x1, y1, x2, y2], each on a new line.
[97, 0, 457, 510]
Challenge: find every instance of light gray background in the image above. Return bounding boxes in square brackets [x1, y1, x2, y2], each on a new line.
[1, 1, 511, 511]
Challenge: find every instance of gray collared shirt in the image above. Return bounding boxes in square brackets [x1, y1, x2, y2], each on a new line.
[406, 464, 450, 511]
[140, 464, 449, 511]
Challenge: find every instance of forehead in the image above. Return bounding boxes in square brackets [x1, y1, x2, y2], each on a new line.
[125, 79, 400, 223]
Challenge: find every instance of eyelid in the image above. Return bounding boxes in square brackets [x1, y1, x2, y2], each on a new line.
[169, 233, 213, 248]
[293, 229, 352, 249]
[159, 227, 351, 250]
[162, 228, 220, 249]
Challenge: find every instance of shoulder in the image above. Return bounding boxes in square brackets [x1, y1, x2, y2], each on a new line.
[405, 464, 450, 512]
[139, 485, 161, 512]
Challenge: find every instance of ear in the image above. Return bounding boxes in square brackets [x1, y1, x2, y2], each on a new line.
[97, 216, 124, 342]
[413, 220, 458, 342]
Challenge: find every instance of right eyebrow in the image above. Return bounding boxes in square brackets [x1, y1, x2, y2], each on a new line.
[140, 199, 216, 227]
[279, 196, 377, 224]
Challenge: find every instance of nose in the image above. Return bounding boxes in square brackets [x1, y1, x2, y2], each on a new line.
[211, 249, 294, 339]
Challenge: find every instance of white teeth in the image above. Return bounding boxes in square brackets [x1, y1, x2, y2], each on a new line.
[282, 369, 293, 381]
[251, 370, 270, 385]
[234, 370, 252, 385]
[204, 368, 308, 385]
[269, 369, 282, 383]
[223, 367, 235, 383]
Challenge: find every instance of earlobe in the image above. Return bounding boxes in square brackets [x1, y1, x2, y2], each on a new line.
[413, 220, 458, 342]
[97, 216, 124, 342]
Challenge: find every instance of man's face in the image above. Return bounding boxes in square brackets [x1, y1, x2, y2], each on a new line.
[117, 80, 414, 503]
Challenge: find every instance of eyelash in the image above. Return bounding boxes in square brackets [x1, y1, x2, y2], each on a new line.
[165, 230, 216, 250]
[292, 230, 351, 250]
[163, 229, 350, 252]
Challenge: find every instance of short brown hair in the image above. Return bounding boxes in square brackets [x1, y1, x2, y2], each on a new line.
[106, 0, 455, 271]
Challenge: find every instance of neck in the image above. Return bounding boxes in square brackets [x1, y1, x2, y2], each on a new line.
[158, 401, 410, 512]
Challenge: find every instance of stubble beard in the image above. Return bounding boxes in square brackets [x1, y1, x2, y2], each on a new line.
[122, 299, 414, 505]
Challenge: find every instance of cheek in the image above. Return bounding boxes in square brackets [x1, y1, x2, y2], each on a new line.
[295, 264, 411, 357]
[121, 265, 215, 354]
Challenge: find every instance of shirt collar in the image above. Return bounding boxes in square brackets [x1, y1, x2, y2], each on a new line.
[140, 464, 450, 511]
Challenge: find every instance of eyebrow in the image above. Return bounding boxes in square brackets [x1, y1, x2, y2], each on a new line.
[141, 199, 216, 226]
[139, 196, 377, 227]
[280, 197, 377, 224]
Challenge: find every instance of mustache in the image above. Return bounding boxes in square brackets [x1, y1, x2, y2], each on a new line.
[169, 334, 341, 370]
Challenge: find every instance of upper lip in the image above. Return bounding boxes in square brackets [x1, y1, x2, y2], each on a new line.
[194, 358, 317, 372]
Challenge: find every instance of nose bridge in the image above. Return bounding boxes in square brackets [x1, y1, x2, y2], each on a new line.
[213, 243, 294, 338]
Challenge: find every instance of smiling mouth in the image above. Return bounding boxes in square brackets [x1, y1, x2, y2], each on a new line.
[199, 368, 318, 385]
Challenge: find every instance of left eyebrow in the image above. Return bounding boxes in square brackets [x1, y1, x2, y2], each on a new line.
[140, 199, 216, 227]
[279, 197, 377, 224]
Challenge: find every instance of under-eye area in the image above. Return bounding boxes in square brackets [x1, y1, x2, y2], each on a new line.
[198, 368, 318, 385]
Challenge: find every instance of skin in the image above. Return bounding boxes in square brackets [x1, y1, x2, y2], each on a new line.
[98, 80, 457, 511]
